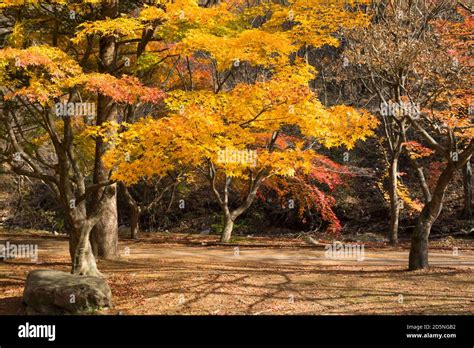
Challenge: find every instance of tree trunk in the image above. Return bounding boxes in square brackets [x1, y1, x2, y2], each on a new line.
[462, 159, 472, 219]
[408, 211, 431, 270]
[90, 184, 118, 259]
[69, 223, 101, 277]
[388, 158, 400, 245]
[90, 3, 119, 259]
[211, 169, 267, 244]
[408, 165, 455, 270]
[221, 214, 234, 243]
[130, 206, 140, 239]
[410, 158, 431, 203]
[119, 183, 141, 239]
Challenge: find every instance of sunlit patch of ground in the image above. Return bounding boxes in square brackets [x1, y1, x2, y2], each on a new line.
[0, 229, 473, 315]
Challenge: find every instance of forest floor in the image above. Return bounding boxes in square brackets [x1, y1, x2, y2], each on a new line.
[0, 228, 473, 315]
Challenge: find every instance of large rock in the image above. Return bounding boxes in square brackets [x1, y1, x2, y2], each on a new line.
[22, 270, 112, 314]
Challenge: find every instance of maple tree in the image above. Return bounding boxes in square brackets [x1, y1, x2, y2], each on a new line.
[344, 1, 441, 245]
[0, 1, 166, 275]
[403, 2, 473, 270]
[343, 0, 473, 269]
[100, 0, 377, 242]
[431, 2, 473, 220]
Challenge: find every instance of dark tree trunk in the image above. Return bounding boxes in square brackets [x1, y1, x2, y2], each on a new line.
[119, 183, 142, 239]
[408, 211, 432, 270]
[409, 165, 455, 270]
[407, 134, 474, 271]
[462, 159, 472, 219]
[130, 206, 140, 239]
[407, 158, 433, 270]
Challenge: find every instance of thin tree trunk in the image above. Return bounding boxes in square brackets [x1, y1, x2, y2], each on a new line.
[388, 157, 400, 245]
[120, 183, 141, 239]
[462, 159, 472, 219]
[130, 206, 140, 239]
[209, 165, 267, 244]
[411, 158, 431, 203]
[219, 184, 261, 243]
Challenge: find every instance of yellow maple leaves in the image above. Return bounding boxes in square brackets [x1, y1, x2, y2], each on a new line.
[264, 0, 371, 48]
[0, 0, 378, 187]
[102, 75, 377, 184]
[179, 28, 293, 71]
[94, 0, 378, 185]
[73, 17, 145, 44]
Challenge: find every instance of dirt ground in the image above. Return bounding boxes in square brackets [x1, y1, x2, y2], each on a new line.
[0, 229, 473, 315]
